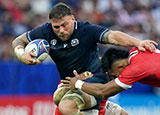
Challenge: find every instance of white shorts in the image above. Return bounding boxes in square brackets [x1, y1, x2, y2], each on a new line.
[105, 101, 121, 115]
[81, 109, 99, 115]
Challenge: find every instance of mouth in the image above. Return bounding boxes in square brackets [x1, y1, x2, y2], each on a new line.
[59, 34, 69, 41]
[59, 34, 65, 38]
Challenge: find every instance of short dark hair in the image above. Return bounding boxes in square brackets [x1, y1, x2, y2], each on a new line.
[101, 47, 129, 73]
[49, 2, 73, 19]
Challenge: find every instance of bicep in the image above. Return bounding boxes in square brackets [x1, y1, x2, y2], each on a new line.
[101, 30, 116, 44]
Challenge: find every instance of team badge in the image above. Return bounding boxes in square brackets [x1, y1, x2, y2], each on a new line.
[71, 39, 79, 47]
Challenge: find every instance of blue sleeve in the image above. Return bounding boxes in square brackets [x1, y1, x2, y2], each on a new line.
[26, 22, 51, 42]
[83, 22, 109, 44]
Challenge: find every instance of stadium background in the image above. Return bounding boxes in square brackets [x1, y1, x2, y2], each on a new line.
[0, 0, 160, 115]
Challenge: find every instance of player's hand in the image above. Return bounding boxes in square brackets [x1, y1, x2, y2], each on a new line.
[20, 52, 41, 65]
[138, 40, 158, 52]
[61, 70, 81, 89]
[80, 71, 93, 80]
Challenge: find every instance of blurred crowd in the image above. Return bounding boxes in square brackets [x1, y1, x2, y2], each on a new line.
[0, 0, 160, 61]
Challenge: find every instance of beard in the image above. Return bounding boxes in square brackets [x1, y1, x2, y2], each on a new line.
[58, 34, 70, 41]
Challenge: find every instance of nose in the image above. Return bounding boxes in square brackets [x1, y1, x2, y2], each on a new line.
[59, 26, 64, 34]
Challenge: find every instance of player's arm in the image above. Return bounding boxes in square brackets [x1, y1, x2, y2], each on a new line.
[102, 30, 158, 52]
[62, 70, 125, 99]
[12, 33, 40, 65]
[80, 80, 124, 98]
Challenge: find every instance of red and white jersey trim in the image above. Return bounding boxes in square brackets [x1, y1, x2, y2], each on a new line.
[115, 78, 132, 89]
[128, 50, 138, 64]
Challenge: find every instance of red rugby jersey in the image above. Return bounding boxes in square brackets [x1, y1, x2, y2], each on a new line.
[115, 48, 160, 89]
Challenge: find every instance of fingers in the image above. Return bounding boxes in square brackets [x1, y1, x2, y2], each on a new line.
[150, 40, 158, 46]
[73, 70, 79, 76]
[73, 70, 81, 79]
[139, 40, 158, 52]
[32, 59, 36, 63]
[30, 52, 41, 64]
[66, 77, 71, 80]
[145, 40, 156, 52]
[30, 52, 37, 57]
[60, 80, 74, 89]
[61, 80, 70, 84]
[31, 58, 39, 65]
[60, 84, 72, 89]
[36, 59, 41, 64]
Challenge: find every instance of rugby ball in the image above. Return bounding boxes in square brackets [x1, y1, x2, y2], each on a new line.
[25, 39, 50, 62]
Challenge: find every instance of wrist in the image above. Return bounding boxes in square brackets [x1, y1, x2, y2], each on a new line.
[14, 45, 25, 60]
[135, 39, 141, 47]
[75, 80, 84, 89]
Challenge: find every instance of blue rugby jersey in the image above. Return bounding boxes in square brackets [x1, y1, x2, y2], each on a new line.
[26, 20, 109, 79]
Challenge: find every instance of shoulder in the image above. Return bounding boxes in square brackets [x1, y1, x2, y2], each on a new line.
[32, 22, 52, 33]
[27, 22, 54, 41]
[129, 48, 139, 54]
[77, 20, 106, 31]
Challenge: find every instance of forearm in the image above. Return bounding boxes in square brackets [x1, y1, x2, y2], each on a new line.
[108, 31, 141, 47]
[77, 80, 124, 98]
[12, 33, 28, 60]
[82, 82, 106, 98]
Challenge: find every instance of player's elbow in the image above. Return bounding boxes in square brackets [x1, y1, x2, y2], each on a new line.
[12, 37, 20, 48]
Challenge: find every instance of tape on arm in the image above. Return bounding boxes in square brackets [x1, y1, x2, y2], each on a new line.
[75, 80, 84, 90]
[14, 45, 25, 60]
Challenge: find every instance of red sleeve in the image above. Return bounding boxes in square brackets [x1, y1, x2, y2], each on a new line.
[118, 65, 140, 85]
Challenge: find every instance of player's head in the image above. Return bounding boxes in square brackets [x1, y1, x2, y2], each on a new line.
[49, 2, 75, 41]
[101, 47, 129, 80]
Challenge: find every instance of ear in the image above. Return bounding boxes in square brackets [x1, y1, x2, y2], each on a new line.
[72, 15, 75, 20]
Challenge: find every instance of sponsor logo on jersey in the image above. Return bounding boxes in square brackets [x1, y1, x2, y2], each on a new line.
[63, 44, 68, 48]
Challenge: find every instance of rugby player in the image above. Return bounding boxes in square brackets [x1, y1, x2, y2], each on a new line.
[62, 47, 160, 99]
[54, 72, 128, 115]
[12, 2, 157, 115]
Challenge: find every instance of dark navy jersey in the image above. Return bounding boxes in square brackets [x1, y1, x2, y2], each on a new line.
[26, 20, 109, 79]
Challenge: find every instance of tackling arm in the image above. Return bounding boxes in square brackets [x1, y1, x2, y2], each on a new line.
[62, 70, 125, 98]
[81, 80, 125, 98]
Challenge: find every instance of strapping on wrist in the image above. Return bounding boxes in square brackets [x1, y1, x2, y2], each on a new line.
[14, 45, 25, 60]
[75, 80, 84, 90]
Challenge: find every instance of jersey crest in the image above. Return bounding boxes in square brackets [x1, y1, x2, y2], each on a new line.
[71, 38, 79, 47]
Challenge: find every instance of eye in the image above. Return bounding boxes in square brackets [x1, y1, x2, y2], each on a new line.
[53, 26, 60, 29]
[61, 23, 67, 27]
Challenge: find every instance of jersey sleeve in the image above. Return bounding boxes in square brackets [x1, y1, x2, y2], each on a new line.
[26, 22, 51, 42]
[115, 64, 143, 89]
[83, 22, 109, 44]
[115, 78, 132, 89]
